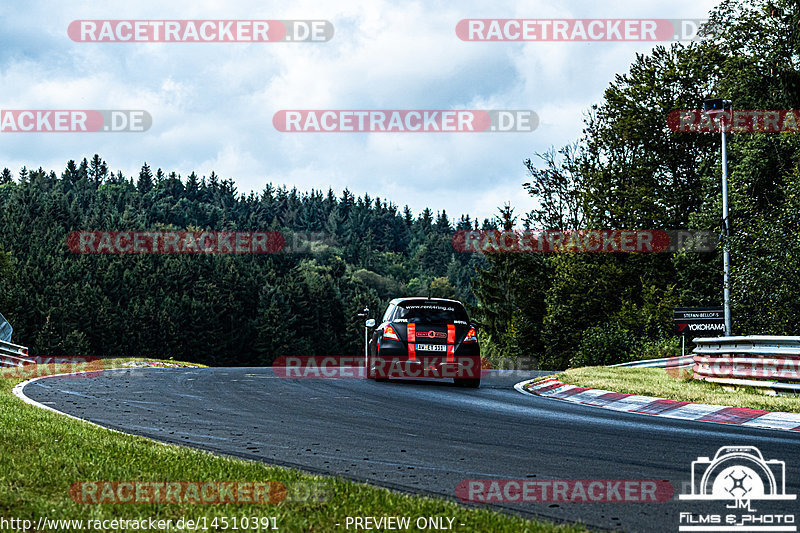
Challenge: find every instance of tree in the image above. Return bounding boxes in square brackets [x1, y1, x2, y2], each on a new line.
[469, 205, 520, 358]
[137, 163, 154, 194]
[88, 154, 108, 186]
[429, 276, 456, 299]
[523, 144, 585, 230]
[62, 160, 79, 184]
[185, 171, 199, 200]
[0, 248, 14, 315]
[469, 0, 800, 368]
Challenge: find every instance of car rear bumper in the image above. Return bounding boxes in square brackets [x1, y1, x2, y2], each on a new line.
[368, 354, 481, 379]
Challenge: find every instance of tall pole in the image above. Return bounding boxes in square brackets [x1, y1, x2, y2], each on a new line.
[704, 98, 733, 337]
[364, 323, 369, 363]
[720, 114, 732, 336]
[357, 307, 371, 370]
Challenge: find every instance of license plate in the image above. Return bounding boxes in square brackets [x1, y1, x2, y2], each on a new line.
[416, 344, 446, 352]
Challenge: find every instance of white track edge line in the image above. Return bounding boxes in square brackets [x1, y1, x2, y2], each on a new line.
[512, 377, 800, 433]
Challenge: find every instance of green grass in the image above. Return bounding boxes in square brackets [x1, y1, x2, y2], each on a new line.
[1, 358, 588, 532]
[541, 367, 800, 413]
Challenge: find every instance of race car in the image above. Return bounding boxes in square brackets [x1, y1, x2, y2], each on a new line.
[367, 297, 481, 387]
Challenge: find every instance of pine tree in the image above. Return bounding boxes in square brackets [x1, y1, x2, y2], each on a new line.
[469, 205, 518, 354]
[416, 208, 433, 236]
[78, 158, 89, 183]
[137, 163, 153, 194]
[88, 154, 108, 186]
[435, 210, 451, 233]
[403, 206, 413, 227]
[339, 188, 354, 221]
[62, 161, 79, 184]
[185, 171, 199, 200]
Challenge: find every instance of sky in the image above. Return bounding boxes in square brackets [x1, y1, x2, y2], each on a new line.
[0, 0, 721, 224]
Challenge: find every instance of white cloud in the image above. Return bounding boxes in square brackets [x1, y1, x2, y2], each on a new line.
[0, 0, 721, 222]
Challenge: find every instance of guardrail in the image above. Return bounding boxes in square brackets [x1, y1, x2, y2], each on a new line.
[611, 355, 694, 369]
[692, 336, 800, 393]
[0, 339, 33, 367]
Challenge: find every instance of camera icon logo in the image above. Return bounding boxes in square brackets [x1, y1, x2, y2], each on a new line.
[680, 446, 796, 502]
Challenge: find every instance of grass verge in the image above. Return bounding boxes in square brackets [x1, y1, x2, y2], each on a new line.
[541, 367, 800, 413]
[1, 358, 587, 532]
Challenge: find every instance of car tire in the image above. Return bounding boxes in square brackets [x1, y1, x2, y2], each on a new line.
[455, 378, 480, 388]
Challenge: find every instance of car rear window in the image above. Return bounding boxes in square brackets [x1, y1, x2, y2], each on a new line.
[393, 301, 469, 324]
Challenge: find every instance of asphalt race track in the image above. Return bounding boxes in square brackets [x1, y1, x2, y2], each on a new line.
[22, 368, 800, 532]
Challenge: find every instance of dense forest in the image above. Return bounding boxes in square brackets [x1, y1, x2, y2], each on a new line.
[1, 0, 798, 370]
[0, 161, 491, 365]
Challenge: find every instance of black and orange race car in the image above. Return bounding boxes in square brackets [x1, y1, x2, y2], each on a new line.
[367, 297, 481, 387]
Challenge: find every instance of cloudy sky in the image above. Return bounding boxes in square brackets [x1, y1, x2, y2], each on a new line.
[0, 0, 719, 223]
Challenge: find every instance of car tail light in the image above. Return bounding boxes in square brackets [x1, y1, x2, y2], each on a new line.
[383, 324, 400, 341]
[463, 327, 478, 343]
